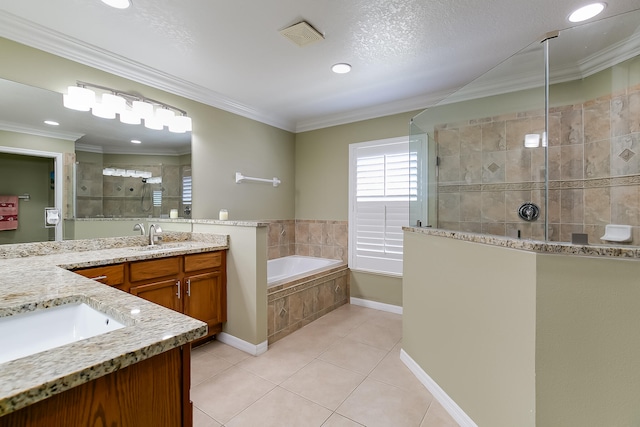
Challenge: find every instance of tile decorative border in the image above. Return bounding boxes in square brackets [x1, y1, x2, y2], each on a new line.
[439, 174, 640, 193]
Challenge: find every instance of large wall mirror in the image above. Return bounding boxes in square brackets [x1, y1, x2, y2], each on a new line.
[0, 78, 192, 244]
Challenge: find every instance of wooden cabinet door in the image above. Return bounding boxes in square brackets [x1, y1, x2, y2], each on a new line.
[131, 278, 182, 313]
[184, 271, 225, 329]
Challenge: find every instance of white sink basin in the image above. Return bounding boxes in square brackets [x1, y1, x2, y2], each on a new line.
[0, 302, 126, 364]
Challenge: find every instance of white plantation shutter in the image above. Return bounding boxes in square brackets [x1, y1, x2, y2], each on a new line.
[182, 175, 192, 204]
[349, 137, 415, 276]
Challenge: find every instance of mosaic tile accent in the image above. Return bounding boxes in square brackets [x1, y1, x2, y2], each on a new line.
[619, 148, 635, 162]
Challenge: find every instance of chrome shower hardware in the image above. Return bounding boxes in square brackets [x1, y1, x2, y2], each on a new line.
[518, 203, 540, 222]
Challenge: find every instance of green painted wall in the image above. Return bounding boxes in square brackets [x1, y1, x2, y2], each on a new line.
[295, 111, 419, 306]
[403, 231, 537, 427]
[0, 37, 296, 222]
[0, 152, 54, 243]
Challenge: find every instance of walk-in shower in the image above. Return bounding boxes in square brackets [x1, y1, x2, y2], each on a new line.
[410, 9, 640, 245]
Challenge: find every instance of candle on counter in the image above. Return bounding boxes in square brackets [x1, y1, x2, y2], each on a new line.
[219, 209, 228, 221]
[170, 209, 178, 219]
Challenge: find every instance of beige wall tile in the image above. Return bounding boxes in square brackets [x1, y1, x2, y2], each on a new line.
[506, 149, 532, 182]
[629, 92, 640, 133]
[460, 124, 482, 153]
[438, 155, 461, 183]
[584, 99, 610, 143]
[560, 108, 583, 145]
[611, 185, 640, 225]
[482, 121, 507, 151]
[584, 139, 611, 179]
[438, 192, 460, 222]
[460, 192, 482, 222]
[611, 95, 631, 137]
[584, 187, 611, 225]
[481, 191, 505, 223]
[437, 128, 460, 156]
[560, 145, 584, 180]
[560, 189, 584, 224]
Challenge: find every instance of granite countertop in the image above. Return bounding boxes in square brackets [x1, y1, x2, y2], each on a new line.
[404, 227, 640, 258]
[0, 232, 229, 416]
[68, 217, 269, 227]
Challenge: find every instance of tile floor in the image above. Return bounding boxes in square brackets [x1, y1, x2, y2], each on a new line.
[191, 304, 459, 427]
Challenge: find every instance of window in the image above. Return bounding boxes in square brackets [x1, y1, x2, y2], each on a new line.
[182, 175, 192, 204]
[152, 190, 162, 207]
[349, 137, 416, 276]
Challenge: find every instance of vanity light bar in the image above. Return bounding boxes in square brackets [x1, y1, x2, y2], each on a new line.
[63, 81, 192, 133]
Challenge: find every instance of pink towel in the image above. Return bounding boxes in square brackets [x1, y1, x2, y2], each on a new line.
[0, 195, 18, 231]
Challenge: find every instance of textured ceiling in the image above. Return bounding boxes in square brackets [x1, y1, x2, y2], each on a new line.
[0, 0, 639, 133]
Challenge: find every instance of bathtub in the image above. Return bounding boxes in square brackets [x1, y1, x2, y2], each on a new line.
[267, 255, 349, 344]
[267, 255, 343, 287]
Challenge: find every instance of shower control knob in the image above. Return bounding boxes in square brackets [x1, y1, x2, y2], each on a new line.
[518, 202, 540, 222]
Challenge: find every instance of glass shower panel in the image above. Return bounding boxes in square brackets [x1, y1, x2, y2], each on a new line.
[548, 9, 640, 244]
[410, 39, 547, 238]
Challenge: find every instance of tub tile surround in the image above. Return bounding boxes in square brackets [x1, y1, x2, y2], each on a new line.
[268, 267, 350, 344]
[266, 219, 348, 263]
[435, 83, 640, 244]
[265, 219, 349, 344]
[0, 233, 233, 415]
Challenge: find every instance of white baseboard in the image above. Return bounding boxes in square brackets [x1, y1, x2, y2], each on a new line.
[350, 297, 403, 314]
[216, 332, 268, 356]
[400, 349, 478, 427]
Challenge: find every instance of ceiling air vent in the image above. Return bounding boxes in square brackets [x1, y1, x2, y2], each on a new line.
[279, 21, 324, 47]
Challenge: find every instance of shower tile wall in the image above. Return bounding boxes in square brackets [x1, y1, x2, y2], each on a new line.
[266, 219, 348, 262]
[436, 83, 640, 244]
[76, 163, 183, 218]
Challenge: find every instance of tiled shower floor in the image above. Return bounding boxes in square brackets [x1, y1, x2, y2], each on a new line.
[191, 304, 459, 427]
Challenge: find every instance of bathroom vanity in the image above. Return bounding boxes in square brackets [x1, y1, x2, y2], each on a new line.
[0, 233, 228, 426]
[74, 249, 227, 341]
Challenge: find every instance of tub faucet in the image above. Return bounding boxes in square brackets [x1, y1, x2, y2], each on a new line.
[148, 224, 162, 246]
[133, 223, 145, 236]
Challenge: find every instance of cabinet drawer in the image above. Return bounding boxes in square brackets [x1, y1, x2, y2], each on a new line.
[184, 251, 222, 272]
[75, 264, 124, 286]
[130, 257, 181, 282]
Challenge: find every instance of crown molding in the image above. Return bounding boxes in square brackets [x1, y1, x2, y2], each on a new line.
[2, 10, 639, 134]
[0, 120, 83, 141]
[75, 143, 186, 156]
[0, 11, 296, 132]
[294, 88, 456, 132]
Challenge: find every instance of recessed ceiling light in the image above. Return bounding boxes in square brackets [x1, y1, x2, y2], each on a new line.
[131, 139, 142, 144]
[101, 0, 131, 9]
[44, 120, 59, 126]
[332, 63, 352, 74]
[568, 3, 606, 22]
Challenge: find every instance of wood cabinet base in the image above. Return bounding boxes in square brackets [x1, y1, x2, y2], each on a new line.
[0, 346, 192, 427]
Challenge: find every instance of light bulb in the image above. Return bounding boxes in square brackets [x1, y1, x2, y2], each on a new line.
[63, 86, 95, 111]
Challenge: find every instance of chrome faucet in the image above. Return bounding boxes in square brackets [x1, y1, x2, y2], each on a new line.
[148, 224, 162, 246]
[133, 223, 145, 236]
